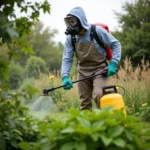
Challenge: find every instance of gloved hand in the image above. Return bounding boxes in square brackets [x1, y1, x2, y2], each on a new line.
[107, 61, 117, 77]
[62, 76, 73, 90]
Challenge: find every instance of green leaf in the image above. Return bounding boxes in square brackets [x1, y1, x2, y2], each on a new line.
[0, 134, 6, 150]
[108, 125, 124, 138]
[91, 121, 105, 131]
[77, 117, 91, 128]
[125, 130, 133, 141]
[90, 132, 101, 142]
[69, 109, 80, 117]
[75, 142, 86, 150]
[7, 27, 19, 38]
[61, 127, 75, 133]
[18, 142, 31, 150]
[100, 134, 112, 146]
[60, 142, 75, 150]
[113, 138, 125, 148]
[38, 124, 50, 134]
[11, 140, 18, 148]
[12, 129, 23, 136]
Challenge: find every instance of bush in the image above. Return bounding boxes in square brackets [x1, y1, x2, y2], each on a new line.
[0, 100, 40, 150]
[8, 61, 25, 89]
[25, 56, 48, 79]
[0, 88, 41, 150]
[19, 107, 150, 150]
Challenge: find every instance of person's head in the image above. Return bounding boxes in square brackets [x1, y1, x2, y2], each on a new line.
[64, 14, 83, 35]
[64, 7, 89, 36]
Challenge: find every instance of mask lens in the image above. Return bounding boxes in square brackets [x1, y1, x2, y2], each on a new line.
[66, 17, 78, 27]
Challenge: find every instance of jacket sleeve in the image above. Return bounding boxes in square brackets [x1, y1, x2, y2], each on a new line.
[96, 26, 121, 64]
[61, 36, 74, 77]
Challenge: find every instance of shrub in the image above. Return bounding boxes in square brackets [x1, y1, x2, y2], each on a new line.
[25, 56, 48, 79]
[8, 61, 25, 89]
[0, 90, 41, 150]
[134, 103, 150, 123]
[19, 107, 150, 150]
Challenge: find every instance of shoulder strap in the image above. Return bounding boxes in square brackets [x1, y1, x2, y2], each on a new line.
[91, 24, 105, 49]
[71, 35, 76, 52]
[71, 25, 105, 51]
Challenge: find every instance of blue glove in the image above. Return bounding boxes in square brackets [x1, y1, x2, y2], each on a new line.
[107, 61, 117, 77]
[62, 76, 73, 90]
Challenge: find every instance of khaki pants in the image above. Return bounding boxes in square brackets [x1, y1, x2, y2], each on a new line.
[78, 71, 108, 110]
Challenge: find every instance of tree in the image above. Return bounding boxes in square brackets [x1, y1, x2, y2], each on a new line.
[14, 21, 63, 72]
[0, 0, 51, 82]
[113, 0, 150, 66]
[25, 56, 48, 79]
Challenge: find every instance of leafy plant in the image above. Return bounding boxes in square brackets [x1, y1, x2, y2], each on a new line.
[19, 107, 150, 150]
[0, 100, 40, 150]
[0, 85, 41, 150]
[7, 61, 25, 89]
[134, 103, 150, 123]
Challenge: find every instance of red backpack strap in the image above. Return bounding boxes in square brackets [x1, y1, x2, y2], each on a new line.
[91, 24, 112, 60]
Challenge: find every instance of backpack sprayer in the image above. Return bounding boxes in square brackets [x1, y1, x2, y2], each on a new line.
[42, 69, 126, 116]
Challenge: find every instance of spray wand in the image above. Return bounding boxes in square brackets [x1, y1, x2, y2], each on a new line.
[42, 69, 108, 96]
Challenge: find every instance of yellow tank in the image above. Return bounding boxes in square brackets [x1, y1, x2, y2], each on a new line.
[100, 85, 127, 116]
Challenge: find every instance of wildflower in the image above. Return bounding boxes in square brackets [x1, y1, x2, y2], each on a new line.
[49, 75, 55, 80]
[142, 103, 147, 107]
[0, 88, 2, 91]
[44, 120, 48, 124]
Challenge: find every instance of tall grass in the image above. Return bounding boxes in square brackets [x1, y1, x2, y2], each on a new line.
[21, 57, 150, 116]
[110, 57, 150, 115]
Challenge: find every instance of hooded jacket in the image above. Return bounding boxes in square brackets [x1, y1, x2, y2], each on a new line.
[61, 6, 121, 77]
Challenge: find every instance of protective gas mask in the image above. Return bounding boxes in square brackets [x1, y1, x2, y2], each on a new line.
[64, 15, 82, 36]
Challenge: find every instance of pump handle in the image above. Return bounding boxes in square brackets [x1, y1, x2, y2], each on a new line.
[102, 85, 117, 95]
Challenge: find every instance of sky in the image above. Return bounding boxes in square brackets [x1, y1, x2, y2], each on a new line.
[39, 0, 132, 43]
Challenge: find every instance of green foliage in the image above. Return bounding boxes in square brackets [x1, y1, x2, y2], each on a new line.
[0, 90, 41, 150]
[0, 0, 50, 45]
[0, 0, 51, 88]
[134, 104, 150, 123]
[25, 56, 48, 78]
[7, 61, 25, 89]
[14, 21, 63, 71]
[28, 22, 62, 71]
[0, 61, 10, 81]
[113, 0, 150, 66]
[19, 108, 150, 150]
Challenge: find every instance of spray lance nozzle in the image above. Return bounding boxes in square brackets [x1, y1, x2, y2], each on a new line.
[42, 86, 64, 96]
[42, 89, 49, 96]
[42, 69, 108, 96]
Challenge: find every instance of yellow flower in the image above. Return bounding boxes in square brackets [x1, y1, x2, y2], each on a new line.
[44, 120, 48, 124]
[142, 103, 147, 107]
[0, 88, 2, 91]
[49, 75, 55, 80]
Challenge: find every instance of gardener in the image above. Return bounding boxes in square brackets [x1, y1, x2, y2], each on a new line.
[61, 6, 121, 110]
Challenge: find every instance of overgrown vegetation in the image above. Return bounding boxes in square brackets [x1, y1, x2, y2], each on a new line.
[19, 108, 150, 150]
[0, 0, 150, 150]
